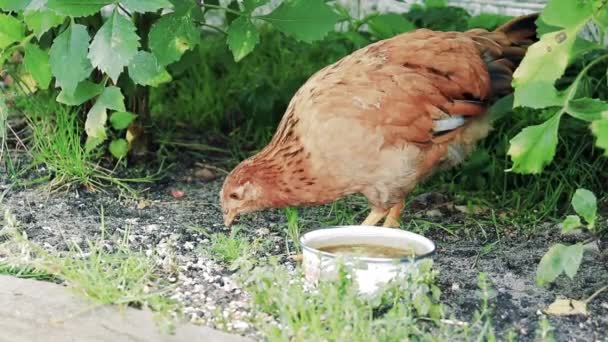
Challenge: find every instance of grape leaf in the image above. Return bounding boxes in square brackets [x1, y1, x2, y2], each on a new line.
[128, 51, 172, 86]
[507, 112, 561, 174]
[562, 215, 582, 234]
[571, 189, 597, 227]
[0, 14, 25, 49]
[96, 85, 125, 111]
[591, 119, 608, 156]
[259, 0, 340, 43]
[24, 9, 65, 38]
[47, 0, 114, 17]
[562, 243, 584, 279]
[56, 80, 103, 105]
[110, 111, 136, 130]
[109, 139, 129, 158]
[227, 17, 259, 62]
[539, 0, 593, 29]
[84, 86, 125, 149]
[23, 43, 52, 90]
[367, 13, 415, 39]
[88, 11, 140, 82]
[566, 98, 608, 122]
[121, 0, 172, 13]
[513, 82, 565, 109]
[513, 29, 577, 89]
[0, 0, 30, 11]
[243, 0, 270, 12]
[148, 13, 200, 66]
[85, 102, 107, 141]
[49, 23, 92, 95]
[536, 243, 567, 286]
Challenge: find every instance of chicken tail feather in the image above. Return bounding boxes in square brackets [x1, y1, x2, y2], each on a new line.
[466, 13, 539, 98]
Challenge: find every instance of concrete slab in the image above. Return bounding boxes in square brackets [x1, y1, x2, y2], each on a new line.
[0, 275, 253, 342]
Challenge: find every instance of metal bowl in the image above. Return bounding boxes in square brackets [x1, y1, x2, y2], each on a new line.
[300, 226, 436, 294]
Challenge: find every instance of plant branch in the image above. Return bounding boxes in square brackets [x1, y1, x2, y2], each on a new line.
[197, 22, 228, 35]
[201, 3, 243, 16]
[584, 284, 608, 304]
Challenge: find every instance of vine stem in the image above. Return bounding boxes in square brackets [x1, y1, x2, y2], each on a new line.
[556, 53, 608, 117]
[584, 284, 608, 304]
[201, 3, 243, 16]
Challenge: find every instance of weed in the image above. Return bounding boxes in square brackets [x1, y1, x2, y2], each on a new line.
[14, 95, 160, 195]
[0, 208, 181, 330]
[283, 207, 301, 254]
[238, 256, 511, 341]
[0, 262, 57, 281]
[205, 226, 255, 269]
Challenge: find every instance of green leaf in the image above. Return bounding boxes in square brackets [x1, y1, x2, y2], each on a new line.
[227, 17, 259, 62]
[512, 29, 577, 89]
[536, 243, 567, 286]
[562, 243, 584, 279]
[562, 215, 582, 234]
[424, 0, 446, 7]
[84, 102, 107, 140]
[88, 11, 140, 82]
[56, 80, 103, 105]
[24, 9, 66, 38]
[259, 0, 340, 43]
[591, 119, 608, 156]
[85, 136, 104, 152]
[513, 82, 565, 109]
[0, 14, 25, 49]
[84, 86, 125, 146]
[109, 139, 129, 159]
[571, 188, 597, 226]
[47, 0, 114, 17]
[148, 13, 200, 66]
[23, 44, 52, 90]
[128, 51, 172, 86]
[539, 0, 593, 29]
[567, 98, 608, 122]
[0, 0, 30, 11]
[243, 0, 269, 12]
[49, 23, 92, 95]
[121, 0, 172, 13]
[96, 85, 125, 111]
[507, 112, 561, 174]
[367, 13, 415, 39]
[110, 111, 136, 130]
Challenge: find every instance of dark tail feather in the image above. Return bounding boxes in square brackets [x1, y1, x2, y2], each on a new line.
[466, 13, 539, 98]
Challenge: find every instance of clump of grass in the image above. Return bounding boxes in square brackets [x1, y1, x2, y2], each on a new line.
[14, 95, 158, 195]
[0, 262, 57, 281]
[205, 226, 256, 269]
[0, 208, 180, 329]
[283, 207, 301, 254]
[239, 257, 503, 341]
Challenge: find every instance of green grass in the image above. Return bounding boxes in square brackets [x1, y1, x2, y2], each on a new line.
[12, 95, 161, 195]
[204, 226, 257, 269]
[283, 207, 301, 254]
[236, 255, 517, 341]
[0, 209, 180, 329]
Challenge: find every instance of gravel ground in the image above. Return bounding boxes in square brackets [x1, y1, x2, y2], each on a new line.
[1, 163, 607, 341]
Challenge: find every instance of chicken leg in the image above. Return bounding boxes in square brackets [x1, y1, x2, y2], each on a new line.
[361, 207, 389, 226]
[383, 202, 404, 228]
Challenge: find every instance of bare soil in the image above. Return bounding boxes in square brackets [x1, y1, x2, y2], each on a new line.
[1, 163, 607, 341]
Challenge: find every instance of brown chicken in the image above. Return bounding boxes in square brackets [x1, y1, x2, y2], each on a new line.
[220, 14, 538, 227]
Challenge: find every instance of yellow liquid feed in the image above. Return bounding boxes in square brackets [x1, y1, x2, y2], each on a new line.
[318, 243, 418, 258]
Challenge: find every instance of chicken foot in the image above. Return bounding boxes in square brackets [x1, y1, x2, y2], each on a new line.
[361, 202, 403, 228]
[383, 202, 404, 228]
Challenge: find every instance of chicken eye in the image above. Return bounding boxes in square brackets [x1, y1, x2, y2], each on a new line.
[229, 193, 240, 200]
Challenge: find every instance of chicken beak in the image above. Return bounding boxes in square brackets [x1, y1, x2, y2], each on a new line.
[223, 210, 237, 227]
